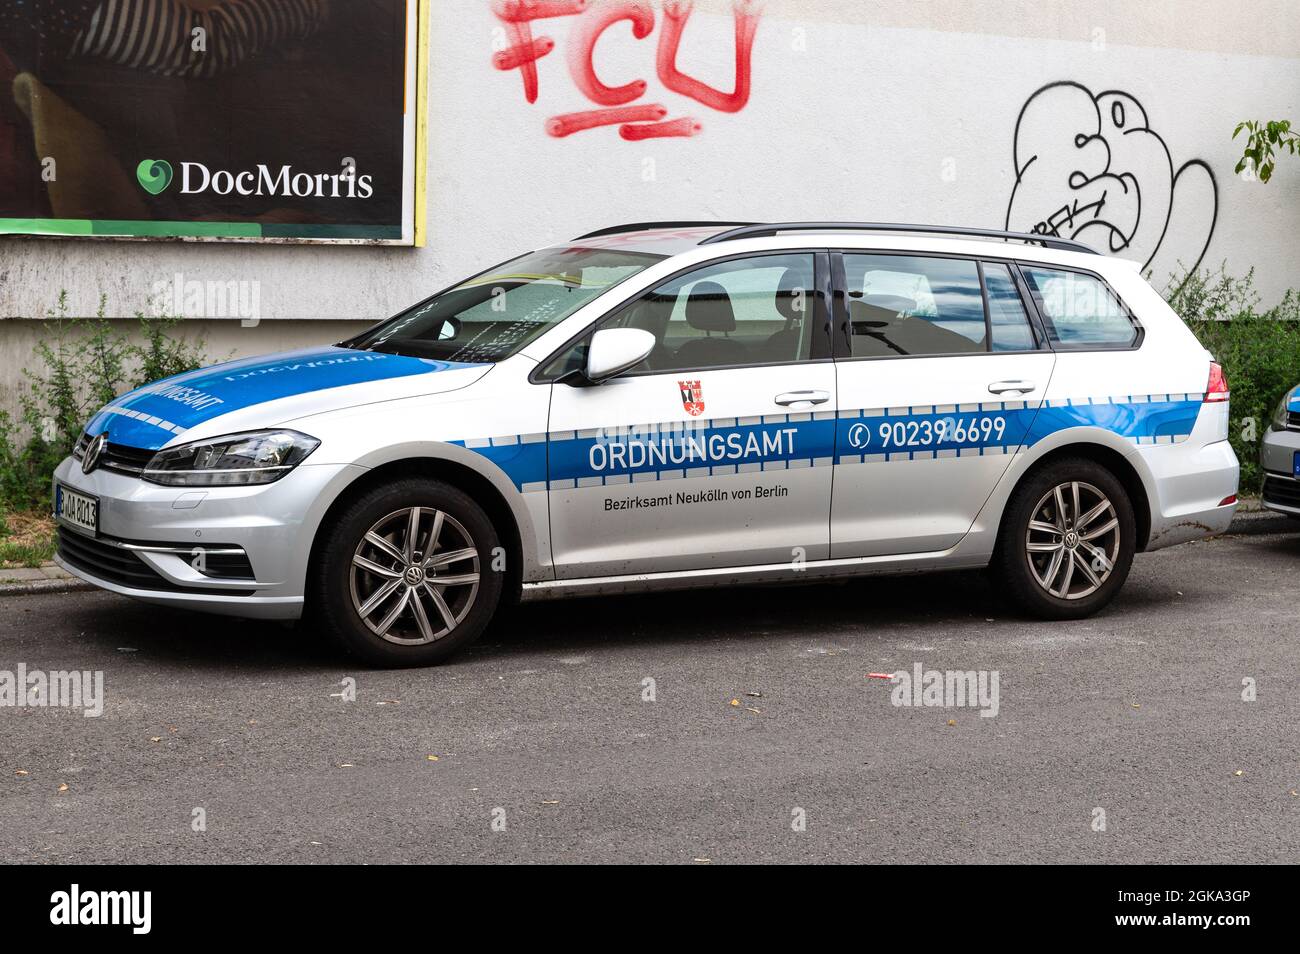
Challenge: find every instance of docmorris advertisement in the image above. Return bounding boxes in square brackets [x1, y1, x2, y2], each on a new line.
[0, 0, 420, 243]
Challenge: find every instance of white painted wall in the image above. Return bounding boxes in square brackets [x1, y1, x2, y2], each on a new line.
[1, 0, 1297, 338]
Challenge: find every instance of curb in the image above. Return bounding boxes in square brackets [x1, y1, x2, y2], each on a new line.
[0, 576, 95, 597]
[1222, 507, 1297, 538]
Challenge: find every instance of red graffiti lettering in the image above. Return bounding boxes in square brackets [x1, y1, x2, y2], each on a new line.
[489, 0, 762, 138]
[547, 104, 668, 138]
[620, 116, 702, 140]
[657, 1, 761, 114]
[566, 1, 656, 106]
[501, 22, 542, 103]
[491, 0, 587, 103]
[491, 0, 588, 23]
[493, 36, 555, 72]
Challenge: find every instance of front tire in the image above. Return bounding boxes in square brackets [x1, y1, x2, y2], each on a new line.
[311, 478, 503, 667]
[993, 458, 1136, 620]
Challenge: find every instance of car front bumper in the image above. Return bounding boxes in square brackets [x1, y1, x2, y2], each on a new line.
[51, 455, 363, 619]
[1260, 426, 1300, 516]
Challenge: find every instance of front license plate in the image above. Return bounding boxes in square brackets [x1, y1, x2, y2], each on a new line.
[1294, 451, 1300, 479]
[55, 484, 99, 537]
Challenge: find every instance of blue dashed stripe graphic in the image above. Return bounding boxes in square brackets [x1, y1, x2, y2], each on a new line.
[458, 395, 1205, 492]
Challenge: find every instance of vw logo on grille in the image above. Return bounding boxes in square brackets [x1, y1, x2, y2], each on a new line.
[81, 432, 108, 475]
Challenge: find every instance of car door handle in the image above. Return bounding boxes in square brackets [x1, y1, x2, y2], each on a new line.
[774, 389, 831, 407]
[987, 380, 1037, 395]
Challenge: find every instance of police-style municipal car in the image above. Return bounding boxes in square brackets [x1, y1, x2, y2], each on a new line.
[54, 222, 1240, 666]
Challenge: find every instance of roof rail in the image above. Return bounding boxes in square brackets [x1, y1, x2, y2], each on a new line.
[698, 221, 1097, 254]
[575, 221, 757, 240]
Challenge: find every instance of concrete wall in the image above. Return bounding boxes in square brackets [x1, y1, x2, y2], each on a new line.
[1, 0, 1298, 407]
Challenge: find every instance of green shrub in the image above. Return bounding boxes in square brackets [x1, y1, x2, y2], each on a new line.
[0, 294, 212, 512]
[1164, 265, 1300, 494]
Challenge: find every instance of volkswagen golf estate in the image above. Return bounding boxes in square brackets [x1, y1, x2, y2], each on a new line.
[53, 222, 1240, 665]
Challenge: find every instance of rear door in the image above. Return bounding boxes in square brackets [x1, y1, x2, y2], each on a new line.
[830, 252, 1056, 557]
[542, 251, 838, 579]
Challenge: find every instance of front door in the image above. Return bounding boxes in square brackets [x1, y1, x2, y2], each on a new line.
[544, 251, 838, 579]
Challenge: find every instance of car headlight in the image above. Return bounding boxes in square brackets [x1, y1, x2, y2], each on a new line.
[1269, 392, 1293, 432]
[142, 430, 320, 486]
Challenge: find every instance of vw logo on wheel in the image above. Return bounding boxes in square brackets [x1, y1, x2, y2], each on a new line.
[81, 432, 108, 475]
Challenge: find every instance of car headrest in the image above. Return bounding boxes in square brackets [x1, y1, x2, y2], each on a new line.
[775, 268, 808, 323]
[685, 280, 737, 333]
[861, 294, 916, 315]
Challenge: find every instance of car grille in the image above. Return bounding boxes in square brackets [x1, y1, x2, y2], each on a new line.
[1287, 411, 1300, 431]
[57, 528, 255, 595]
[71, 433, 155, 476]
[1262, 475, 1300, 512]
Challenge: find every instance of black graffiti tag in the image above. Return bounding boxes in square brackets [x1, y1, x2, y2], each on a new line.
[1006, 81, 1217, 282]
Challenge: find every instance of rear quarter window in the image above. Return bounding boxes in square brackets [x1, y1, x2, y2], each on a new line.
[1021, 266, 1139, 349]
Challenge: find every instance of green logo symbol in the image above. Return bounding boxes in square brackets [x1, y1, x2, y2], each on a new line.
[136, 159, 173, 195]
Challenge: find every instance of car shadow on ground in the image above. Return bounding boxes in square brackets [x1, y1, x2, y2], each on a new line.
[480, 570, 1003, 655]
[35, 553, 1214, 671]
[37, 570, 1002, 671]
[33, 591, 341, 672]
[1249, 531, 1300, 557]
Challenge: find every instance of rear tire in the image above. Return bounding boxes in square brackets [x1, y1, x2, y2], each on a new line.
[310, 477, 503, 667]
[993, 457, 1136, 620]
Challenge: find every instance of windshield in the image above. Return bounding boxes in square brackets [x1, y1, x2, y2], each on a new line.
[343, 246, 665, 362]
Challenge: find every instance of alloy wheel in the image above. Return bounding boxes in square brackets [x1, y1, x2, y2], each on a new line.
[348, 507, 480, 644]
[1024, 480, 1121, 600]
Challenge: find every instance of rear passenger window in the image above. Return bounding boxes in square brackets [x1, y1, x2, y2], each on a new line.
[842, 255, 985, 357]
[983, 263, 1037, 352]
[1021, 266, 1138, 348]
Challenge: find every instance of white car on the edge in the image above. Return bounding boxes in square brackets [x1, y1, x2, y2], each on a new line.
[52, 222, 1240, 666]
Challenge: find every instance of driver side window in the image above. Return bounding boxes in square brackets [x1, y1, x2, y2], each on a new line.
[545, 253, 818, 378]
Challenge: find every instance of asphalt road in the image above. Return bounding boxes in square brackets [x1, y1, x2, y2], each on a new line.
[3, 526, 1298, 864]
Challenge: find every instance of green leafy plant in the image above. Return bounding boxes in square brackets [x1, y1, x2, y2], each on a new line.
[134, 313, 212, 388]
[1233, 119, 1298, 183]
[0, 295, 213, 513]
[1165, 265, 1300, 493]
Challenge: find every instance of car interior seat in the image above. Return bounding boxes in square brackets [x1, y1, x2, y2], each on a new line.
[673, 281, 746, 368]
[761, 267, 808, 361]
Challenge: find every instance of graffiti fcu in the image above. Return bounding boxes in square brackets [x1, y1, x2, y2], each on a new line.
[50, 885, 151, 934]
[181, 162, 374, 199]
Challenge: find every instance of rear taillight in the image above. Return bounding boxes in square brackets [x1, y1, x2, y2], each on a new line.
[1204, 362, 1229, 402]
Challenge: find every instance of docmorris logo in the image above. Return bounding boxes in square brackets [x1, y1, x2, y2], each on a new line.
[135, 159, 174, 195]
[136, 160, 373, 199]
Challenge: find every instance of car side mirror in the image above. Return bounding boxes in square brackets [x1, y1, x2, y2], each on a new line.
[582, 328, 656, 384]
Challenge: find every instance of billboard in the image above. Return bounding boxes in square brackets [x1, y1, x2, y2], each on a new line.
[0, 0, 424, 244]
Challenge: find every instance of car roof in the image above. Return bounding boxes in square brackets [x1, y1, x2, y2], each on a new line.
[565, 225, 738, 256]
[562, 222, 1131, 273]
